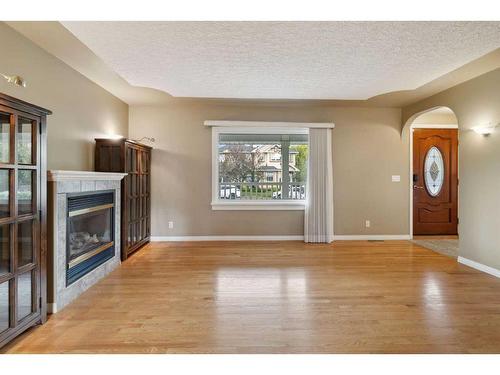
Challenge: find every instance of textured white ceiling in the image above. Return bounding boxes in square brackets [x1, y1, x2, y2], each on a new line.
[62, 22, 500, 100]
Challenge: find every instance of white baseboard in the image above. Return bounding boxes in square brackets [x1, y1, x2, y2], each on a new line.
[151, 235, 304, 241]
[48, 303, 57, 314]
[334, 234, 411, 240]
[151, 234, 411, 242]
[458, 256, 500, 278]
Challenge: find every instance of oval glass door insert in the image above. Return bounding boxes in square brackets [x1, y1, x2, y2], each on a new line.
[424, 146, 444, 197]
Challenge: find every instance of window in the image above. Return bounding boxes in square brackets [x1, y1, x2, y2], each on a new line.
[424, 146, 444, 197]
[270, 152, 281, 162]
[212, 127, 308, 210]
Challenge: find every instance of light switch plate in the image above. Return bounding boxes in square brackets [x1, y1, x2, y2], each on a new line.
[391, 175, 401, 182]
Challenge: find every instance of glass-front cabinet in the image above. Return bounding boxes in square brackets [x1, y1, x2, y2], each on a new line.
[94, 138, 152, 261]
[0, 93, 50, 348]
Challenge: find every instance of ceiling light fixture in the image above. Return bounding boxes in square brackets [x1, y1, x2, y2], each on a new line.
[1, 73, 27, 87]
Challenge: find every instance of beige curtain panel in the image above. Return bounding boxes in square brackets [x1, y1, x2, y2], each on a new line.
[304, 128, 334, 243]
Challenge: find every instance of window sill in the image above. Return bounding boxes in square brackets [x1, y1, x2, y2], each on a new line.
[211, 200, 306, 211]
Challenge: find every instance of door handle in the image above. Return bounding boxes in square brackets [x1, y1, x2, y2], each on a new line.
[413, 185, 424, 189]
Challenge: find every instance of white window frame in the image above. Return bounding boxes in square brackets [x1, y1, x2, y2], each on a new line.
[211, 126, 309, 211]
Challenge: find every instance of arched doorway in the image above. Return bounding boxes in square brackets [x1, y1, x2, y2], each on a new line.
[406, 107, 459, 257]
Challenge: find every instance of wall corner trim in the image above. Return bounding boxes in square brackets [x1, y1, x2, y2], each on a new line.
[457, 256, 500, 278]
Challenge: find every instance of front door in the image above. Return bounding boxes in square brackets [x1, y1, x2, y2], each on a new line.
[413, 128, 458, 235]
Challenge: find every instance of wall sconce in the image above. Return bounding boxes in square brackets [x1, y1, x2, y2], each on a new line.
[1, 73, 27, 87]
[473, 124, 497, 136]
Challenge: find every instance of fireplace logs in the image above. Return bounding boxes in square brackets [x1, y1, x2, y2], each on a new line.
[69, 231, 101, 253]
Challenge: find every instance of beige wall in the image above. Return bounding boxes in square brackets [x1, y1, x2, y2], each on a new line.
[130, 103, 408, 237]
[1, 22, 409, 239]
[403, 68, 500, 270]
[0, 23, 128, 171]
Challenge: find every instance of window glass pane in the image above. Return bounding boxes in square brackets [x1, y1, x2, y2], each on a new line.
[131, 149, 137, 172]
[18, 170, 34, 215]
[18, 221, 33, 268]
[0, 225, 10, 275]
[0, 281, 9, 333]
[17, 118, 33, 165]
[130, 198, 135, 220]
[424, 146, 444, 197]
[130, 174, 136, 196]
[17, 271, 32, 321]
[0, 169, 9, 218]
[129, 222, 135, 243]
[143, 153, 149, 173]
[140, 151, 146, 172]
[218, 133, 308, 201]
[127, 148, 133, 172]
[137, 221, 142, 241]
[0, 114, 10, 163]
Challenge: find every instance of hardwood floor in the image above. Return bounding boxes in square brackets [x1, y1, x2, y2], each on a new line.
[3, 240, 500, 354]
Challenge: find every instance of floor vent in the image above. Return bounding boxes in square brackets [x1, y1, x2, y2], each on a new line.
[368, 240, 385, 242]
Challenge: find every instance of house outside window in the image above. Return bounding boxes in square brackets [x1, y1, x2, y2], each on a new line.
[211, 127, 308, 210]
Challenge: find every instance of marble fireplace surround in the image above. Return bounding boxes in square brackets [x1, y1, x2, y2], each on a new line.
[47, 170, 126, 313]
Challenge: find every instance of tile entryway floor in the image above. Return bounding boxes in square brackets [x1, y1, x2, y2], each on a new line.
[411, 236, 459, 258]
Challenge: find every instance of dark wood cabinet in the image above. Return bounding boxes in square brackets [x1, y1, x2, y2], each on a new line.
[0, 93, 51, 348]
[95, 139, 152, 260]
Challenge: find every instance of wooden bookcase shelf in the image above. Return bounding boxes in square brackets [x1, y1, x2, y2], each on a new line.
[0, 93, 51, 348]
[95, 139, 152, 261]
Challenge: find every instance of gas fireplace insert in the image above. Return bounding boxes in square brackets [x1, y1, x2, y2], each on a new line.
[66, 191, 115, 285]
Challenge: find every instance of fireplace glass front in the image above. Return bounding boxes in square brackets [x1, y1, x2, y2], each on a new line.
[66, 191, 115, 285]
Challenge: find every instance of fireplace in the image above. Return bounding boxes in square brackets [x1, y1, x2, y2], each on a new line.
[66, 191, 115, 285]
[48, 170, 125, 313]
